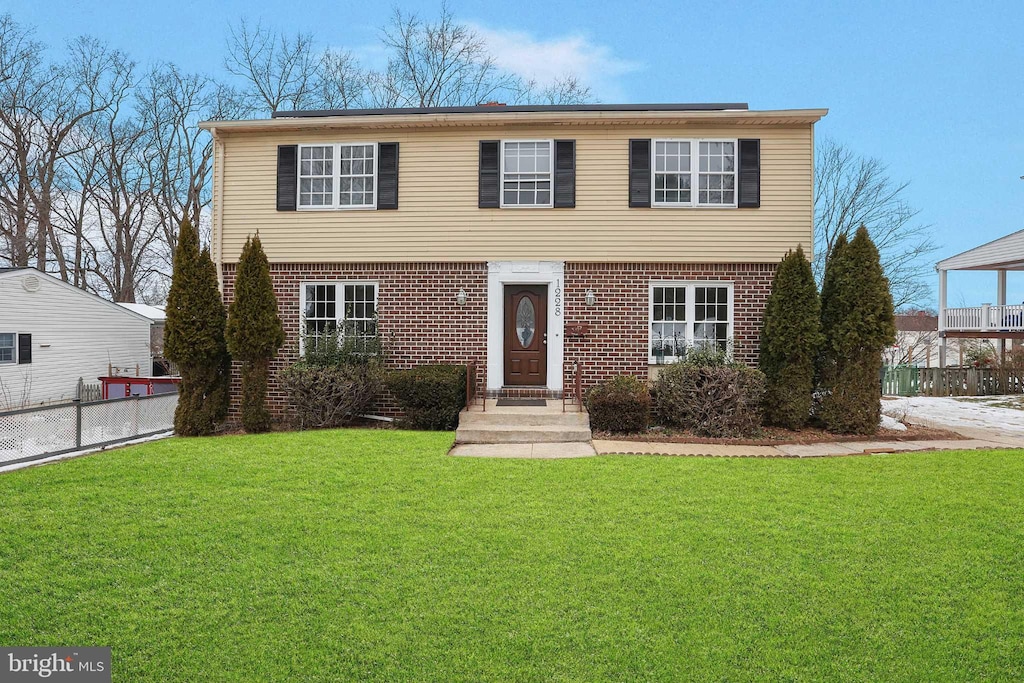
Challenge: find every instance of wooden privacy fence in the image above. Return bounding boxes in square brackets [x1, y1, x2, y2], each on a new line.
[883, 365, 1024, 397]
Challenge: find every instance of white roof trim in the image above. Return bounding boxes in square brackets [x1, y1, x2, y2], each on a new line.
[936, 228, 1024, 271]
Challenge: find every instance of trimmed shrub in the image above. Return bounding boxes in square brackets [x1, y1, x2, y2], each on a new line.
[586, 375, 651, 433]
[386, 365, 467, 430]
[818, 226, 896, 434]
[280, 362, 384, 430]
[163, 218, 230, 436]
[226, 235, 284, 433]
[654, 361, 766, 437]
[760, 245, 822, 429]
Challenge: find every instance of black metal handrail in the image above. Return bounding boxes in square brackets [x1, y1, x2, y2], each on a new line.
[563, 360, 582, 413]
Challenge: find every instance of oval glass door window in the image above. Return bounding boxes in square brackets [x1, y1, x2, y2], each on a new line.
[516, 297, 535, 347]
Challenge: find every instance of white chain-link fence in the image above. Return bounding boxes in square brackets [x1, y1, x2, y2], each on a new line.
[0, 393, 177, 466]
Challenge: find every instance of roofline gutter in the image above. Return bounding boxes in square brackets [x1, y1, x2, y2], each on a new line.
[199, 108, 829, 133]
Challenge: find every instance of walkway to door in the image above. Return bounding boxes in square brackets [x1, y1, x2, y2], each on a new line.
[452, 399, 595, 457]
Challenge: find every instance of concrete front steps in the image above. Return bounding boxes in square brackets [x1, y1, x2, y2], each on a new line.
[453, 399, 593, 455]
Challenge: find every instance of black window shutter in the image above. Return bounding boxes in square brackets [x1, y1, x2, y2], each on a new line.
[276, 145, 298, 211]
[377, 142, 399, 209]
[479, 140, 500, 208]
[553, 140, 576, 208]
[17, 333, 31, 364]
[629, 139, 651, 208]
[737, 139, 760, 208]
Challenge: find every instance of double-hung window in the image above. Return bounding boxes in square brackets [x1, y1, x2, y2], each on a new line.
[649, 282, 733, 362]
[501, 140, 553, 207]
[301, 282, 378, 350]
[298, 143, 377, 209]
[652, 139, 736, 207]
[0, 333, 14, 363]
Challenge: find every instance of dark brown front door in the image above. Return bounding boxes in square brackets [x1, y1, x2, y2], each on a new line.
[504, 285, 547, 386]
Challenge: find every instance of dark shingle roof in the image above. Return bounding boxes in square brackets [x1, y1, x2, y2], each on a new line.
[272, 103, 749, 119]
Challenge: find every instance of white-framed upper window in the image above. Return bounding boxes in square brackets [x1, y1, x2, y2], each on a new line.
[0, 333, 14, 364]
[649, 281, 733, 363]
[501, 140, 553, 208]
[653, 139, 736, 208]
[298, 143, 377, 209]
[300, 281, 379, 351]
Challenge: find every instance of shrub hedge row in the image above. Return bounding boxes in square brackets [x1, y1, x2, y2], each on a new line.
[385, 365, 467, 430]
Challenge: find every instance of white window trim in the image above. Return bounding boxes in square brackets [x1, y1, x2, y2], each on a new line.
[651, 138, 738, 209]
[0, 332, 15, 364]
[648, 281, 734, 363]
[499, 139, 555, 209]
[298, 281, 379, 356]
[297, 142, 379, 211]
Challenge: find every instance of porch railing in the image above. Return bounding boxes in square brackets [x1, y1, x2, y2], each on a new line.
[562, 360, 583, 413]
[942, 304, 1024, 331]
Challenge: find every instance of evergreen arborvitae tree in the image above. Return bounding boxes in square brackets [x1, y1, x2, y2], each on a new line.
[164, 219, 230, 436]
[760, 245, 822, 429]
[818, 226, 896, 434]
[226, 235, 284, 433]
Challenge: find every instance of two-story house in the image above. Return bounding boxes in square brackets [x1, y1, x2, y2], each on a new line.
[200, 103, 826, 418]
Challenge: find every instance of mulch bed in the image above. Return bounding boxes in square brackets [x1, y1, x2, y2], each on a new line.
[593, 422, 965, 446]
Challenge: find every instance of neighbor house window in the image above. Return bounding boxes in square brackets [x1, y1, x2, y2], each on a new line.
[652, 139, 736, 207]
[0, 333, 14, 363]
[649, 282, 733, 362]
[501, 140, 552, 207]
[300, 282, 378, 347]
[298, 143, 376, 209]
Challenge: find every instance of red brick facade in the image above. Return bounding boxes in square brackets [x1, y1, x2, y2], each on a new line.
[563, 263, 775, 388]
[221, 261, 775, 422]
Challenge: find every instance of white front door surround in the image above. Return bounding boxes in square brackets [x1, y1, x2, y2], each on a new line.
[487, 261, 565, 391]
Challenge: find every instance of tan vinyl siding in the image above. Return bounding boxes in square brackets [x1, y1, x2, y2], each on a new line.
[215, 123, 814, 265]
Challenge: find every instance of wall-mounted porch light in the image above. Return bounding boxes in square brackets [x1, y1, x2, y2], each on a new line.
[585, 289, 596, 306]
[456, 288, 468, 306]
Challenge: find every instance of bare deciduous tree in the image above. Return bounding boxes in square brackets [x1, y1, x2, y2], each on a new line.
[522, 73, 594, 105]
[316, 49, 365, 110]
[367, 3, 524, 108]
[0, 13, 44, 268]
[224, 19, 320, 114]
[815, 137, 939, 309]
[137, 65, 244, 266]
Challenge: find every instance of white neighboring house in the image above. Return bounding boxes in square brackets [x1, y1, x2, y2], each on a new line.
[0, 268, 153, 410]
[116, 302, 167, 370]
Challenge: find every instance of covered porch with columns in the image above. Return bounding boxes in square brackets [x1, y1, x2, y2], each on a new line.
[937, 228, 1024, 367]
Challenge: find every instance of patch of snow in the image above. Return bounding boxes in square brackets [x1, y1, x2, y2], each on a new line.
[881, 396, 1024, 438]
[879, 414, 908, 431]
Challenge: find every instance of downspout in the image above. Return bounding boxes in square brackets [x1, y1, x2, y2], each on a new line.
[211, 127, 226, 293]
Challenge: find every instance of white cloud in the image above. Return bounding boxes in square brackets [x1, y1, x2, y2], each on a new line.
[470, 25, 641, 101]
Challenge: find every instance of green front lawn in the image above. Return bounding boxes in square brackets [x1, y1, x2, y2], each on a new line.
[1, 431, 1022, 681]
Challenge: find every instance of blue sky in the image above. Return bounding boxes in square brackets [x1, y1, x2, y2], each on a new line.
[8, 0, 1023, 307]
